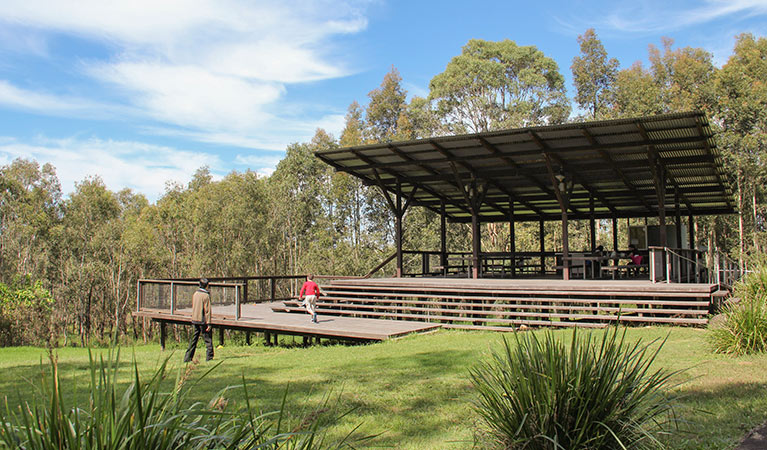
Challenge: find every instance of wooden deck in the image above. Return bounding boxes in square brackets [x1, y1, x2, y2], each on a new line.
[133, 301, 441, 344]
[272, 277, 722, 330]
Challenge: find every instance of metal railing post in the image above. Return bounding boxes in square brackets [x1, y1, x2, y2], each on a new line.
[235, 283, 241, 320]
[695, 252, 700, 283]
[715, 252, 721, 286]
[170, 281, 175, 315]
[665, 248, 671, 284]
[136, 280, 141, 312]
[270, 278, 276, 301]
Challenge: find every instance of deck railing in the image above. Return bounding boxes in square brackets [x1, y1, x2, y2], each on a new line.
[648, 247, 741, 288]
[400, 250, 555, 277]
[713, 250, 741, 288]
[137, 275, 307, 320]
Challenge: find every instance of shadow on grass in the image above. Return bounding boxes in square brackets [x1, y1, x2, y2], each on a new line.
[667, 381, 767, 449]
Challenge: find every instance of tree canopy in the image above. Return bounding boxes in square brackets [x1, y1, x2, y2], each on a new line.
[429, 39, 570, 133]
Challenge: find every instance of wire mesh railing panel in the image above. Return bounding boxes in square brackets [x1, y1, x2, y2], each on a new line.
[243, 277, 302, 303]
[172, 283, 199, 312]
[138, 282, 172, 311]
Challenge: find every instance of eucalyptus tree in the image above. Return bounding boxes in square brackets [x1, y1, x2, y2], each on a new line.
[716, 33, 767, 261]
[649, 37, 717, 114]
[429, 39, 570, 133]
[611, 62, 664, 117]
[571, 28, 619, 120]
[58, 177, 122, 345]
[0, 159, 61, 280]
[366, 67, 408, 142]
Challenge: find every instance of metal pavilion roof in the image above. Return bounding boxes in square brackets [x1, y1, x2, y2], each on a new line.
[316, 111, 735, 223]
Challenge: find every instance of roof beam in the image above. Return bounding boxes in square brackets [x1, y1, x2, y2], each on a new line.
[473, 138, 552, 216]
[635, 122, 695, 213]
[696, 121, 733, 210]
[385, 143, 476, 215]
[582, 128, 654, 212]
[528, 131, 612, 215]
[350, 148, 472, 216]
[430, 141, 545, 216]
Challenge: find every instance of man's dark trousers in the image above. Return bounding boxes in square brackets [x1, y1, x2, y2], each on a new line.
[184, 324, 214, 362]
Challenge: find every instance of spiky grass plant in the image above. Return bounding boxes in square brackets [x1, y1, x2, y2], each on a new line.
[710, 266, 767, 356]
[470, 328, 680, 450]
[0, 348, 371, 449]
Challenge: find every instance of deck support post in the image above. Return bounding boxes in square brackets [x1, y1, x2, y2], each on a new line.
[649, 148, 667, 248]
[589, 195, 596, 250]
[539, 220, 546, 274]
[370, 177, 417, 278]
[371, 171, 415, 278]
[219, 328, 224, 346]
[509, 199, 515, 277]
[449, 163, 485, 279]
[544, 154, 571, 280]
[675, 187, 682, 248]
[440, 201, 447, 275]
[246, 331, 251, 345]
[471, 211, 481, 279]
[689, 215, 695, 249]
[160, 321, 166, 350]
[561, 211, 570, 280]
[264, 331, 271, 346]
[395, 180, 403, 277]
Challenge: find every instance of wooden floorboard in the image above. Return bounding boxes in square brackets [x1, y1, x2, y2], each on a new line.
[331, 277, 717, 295]
[133, 302, 440, 341]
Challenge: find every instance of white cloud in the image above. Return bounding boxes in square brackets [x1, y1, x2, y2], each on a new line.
[145, 111, 346, 152]
[0, 136, 221, 200]
[234, 154, 282, 178]
[91, 62, 283, 132]
[0, 80, 115, 117]
[601, 0, 767, 34]
[0, 0, 369, 149]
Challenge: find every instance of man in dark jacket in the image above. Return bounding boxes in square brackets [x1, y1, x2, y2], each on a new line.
[184, 278, 214, 362]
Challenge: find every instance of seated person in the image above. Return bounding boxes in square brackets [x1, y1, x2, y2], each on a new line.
[585, 245, 605, 274]
[627, 244, 643, 275]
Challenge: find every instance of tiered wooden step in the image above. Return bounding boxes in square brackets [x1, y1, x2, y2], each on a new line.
[272, 278, 718, 330]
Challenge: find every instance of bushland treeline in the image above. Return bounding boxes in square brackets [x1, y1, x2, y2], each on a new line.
[1, 31, 765, 346]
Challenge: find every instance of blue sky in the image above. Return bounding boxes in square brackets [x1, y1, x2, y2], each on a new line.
[0, 0, 765, 200]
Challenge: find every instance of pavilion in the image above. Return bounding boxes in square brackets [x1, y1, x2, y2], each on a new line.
[134, 112, 741, 338]
[315, 111, 734, 281]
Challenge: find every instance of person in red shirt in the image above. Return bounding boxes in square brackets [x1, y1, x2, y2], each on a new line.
[299, 274, 322, 323]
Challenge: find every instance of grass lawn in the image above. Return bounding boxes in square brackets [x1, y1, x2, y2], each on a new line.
[1, 327, 766, 449]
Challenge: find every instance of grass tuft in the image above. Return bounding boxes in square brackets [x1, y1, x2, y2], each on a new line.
[709, 266, 767, 356]
[470, 327, 681, 450]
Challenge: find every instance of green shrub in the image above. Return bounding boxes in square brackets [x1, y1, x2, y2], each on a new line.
[0, 277, 54, 346]
[470, 328, 680, 450]
[0, 348, 371, 449]
[709, 266, 767, 356]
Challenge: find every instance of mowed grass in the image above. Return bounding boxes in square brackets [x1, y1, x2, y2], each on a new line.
[1, 327, 767, 449]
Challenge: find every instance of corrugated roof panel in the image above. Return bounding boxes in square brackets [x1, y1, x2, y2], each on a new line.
[314, 111, 735, 222]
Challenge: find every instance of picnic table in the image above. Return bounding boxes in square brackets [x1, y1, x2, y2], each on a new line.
[564, 255, 608, 279]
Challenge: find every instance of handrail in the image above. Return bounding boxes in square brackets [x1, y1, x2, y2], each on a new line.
[363, 252, 397, 278]
[648, 246, 742, 287]
[139, 278, 243, 287]
[662, 248, 699, 265]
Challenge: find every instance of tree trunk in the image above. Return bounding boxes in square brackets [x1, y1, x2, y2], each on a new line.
[753, 186, 760, 254]
[738, 171, 745, 271]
